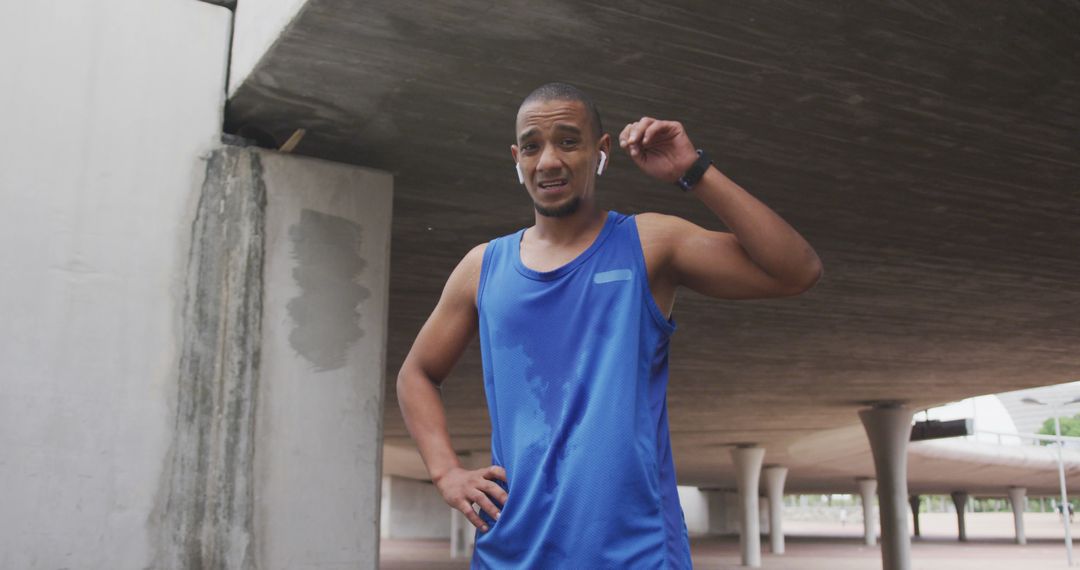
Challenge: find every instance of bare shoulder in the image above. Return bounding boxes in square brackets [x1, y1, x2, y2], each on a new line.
[444, 243, 489, 307]
[634, 211, 695, 239]
[460, 242, 489, 271]
[634, 212, 723, 253]
[633, 212, 701, 279]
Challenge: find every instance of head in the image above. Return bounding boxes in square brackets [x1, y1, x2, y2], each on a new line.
[511, 83, 610, 218]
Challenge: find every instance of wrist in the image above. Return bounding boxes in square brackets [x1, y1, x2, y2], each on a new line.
[430, 461, 463, 485]
[674, 149, 714, 191]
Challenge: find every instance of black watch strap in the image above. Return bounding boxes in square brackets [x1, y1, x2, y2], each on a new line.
[675, 149, 714, 192]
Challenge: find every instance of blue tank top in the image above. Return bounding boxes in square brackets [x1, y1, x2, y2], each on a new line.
[473, 210, 692, 569]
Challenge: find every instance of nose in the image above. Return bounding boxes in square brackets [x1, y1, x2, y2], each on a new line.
[535, 144, 562, 175]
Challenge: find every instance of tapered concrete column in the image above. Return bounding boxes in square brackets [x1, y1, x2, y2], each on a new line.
[909, 495, 921, 537]
[762, 466, 788, 555]
[951, 491, 969, 542]
[1007, 487, 1027, 545]
[859, 404, 914, 570]
[732, 445, 766, 567]
[450, 451, 493, 559]
[857, 477, 878, 546]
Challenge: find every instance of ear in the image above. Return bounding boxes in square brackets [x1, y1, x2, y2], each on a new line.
[511, 145, 524, 185]
[597, 134, 612, 175]
[598, 133, 612, 154]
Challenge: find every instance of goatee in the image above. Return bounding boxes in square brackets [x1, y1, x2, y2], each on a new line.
[534, 197, 581, 218]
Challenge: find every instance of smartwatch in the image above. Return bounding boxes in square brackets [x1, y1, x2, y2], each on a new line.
[675, 149, 714, 192]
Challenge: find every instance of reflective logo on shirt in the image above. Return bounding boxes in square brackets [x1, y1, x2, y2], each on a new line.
[593, 269, 632, 284]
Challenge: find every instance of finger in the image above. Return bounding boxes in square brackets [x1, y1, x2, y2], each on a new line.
[485, 465, 508, 483]
[469, 489, 502, 521]
[457, 500, 489, 532]
[629, 117, 655, 144]
[641, 120, 676, 146]
[483, 480, 509, 506]
[618, 122, 635, 148]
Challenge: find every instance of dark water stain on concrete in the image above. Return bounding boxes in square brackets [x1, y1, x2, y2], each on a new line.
[286, 209, 369, 372]
[152, 146, 265, 570]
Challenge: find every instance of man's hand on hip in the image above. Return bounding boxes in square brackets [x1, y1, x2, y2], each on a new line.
[435, 464, 509, 532]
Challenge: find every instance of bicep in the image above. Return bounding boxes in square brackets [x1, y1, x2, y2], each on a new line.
[669, 222, 802, 300]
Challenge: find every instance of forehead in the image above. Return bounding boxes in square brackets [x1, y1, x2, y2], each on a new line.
[515, 99, 590, 139]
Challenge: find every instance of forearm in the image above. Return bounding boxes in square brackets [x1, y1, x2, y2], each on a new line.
[692, 166, 822, 288]
[396, 368, 462, 482]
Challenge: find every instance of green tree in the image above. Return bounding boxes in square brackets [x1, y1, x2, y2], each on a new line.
[1037, 414, 1080, 444]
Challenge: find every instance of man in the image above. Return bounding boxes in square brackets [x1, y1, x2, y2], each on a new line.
[397, 83, 822, 568]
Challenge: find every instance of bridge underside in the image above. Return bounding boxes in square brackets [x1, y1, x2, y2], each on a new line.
[227, 0, 1080, 492]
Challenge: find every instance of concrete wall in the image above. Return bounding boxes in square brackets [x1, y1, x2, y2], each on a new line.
[706, 490, 742, 536]
[678, 486, 711, 536]
[230, 0, 310, 95]
[0, 0, 230, 567]
[255, 148, 393, 568]
[381, 476, 453, 540]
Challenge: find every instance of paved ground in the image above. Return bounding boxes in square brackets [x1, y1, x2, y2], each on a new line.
[381, 512, 1078, 569]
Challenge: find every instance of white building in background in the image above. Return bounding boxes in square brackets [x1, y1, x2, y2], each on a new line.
[922, 394, 1023, 445]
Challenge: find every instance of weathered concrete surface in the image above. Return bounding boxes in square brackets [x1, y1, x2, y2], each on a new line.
[154, 145, 393, 569]
[227, 0, 1080, 495]
[229, 0, 309, 95]
[154, 147, 266, 570]
[255, 148, 392, 569]
[0, 0, 230, 567]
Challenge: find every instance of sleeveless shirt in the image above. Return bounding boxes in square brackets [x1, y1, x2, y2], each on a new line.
[472, 210, 692, 569]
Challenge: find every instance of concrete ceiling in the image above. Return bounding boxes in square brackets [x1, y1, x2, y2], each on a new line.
[227, 0, 1080, 492]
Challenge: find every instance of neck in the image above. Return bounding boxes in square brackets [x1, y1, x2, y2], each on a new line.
[530, 200, 605, 245]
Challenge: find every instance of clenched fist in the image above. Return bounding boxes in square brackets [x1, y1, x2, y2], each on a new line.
[618, 117, 699, 183]
[434, 465, 509, 532]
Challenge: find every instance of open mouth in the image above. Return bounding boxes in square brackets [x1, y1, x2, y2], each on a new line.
[538, 179, 568, 192]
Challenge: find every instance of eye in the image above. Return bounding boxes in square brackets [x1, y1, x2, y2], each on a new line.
[560, 138, 580, 147]
[520, 142, 539, 154]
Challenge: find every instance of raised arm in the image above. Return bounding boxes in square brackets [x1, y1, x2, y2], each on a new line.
[396, 243, 507, 532]
[620, 117, 823, 299]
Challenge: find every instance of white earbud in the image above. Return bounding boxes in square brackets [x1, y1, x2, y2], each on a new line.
[597, 151, 608, 176]
[515, 163, 524, 184]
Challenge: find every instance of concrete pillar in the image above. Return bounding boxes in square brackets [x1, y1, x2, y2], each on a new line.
[857, 478, 878, 546]
[252, 148, 393, 568]
[154, 147, 395, 569]
[762, 466, 788, 554]
[1007, 487, 1027, 545]
[951, 491, 969, 542]
[451, 451, 493, 559]
[909, 495, 921, 537]
[0, 2, 231, 568]
[859, 404, 914, 570]
[732, 445, 766, 567]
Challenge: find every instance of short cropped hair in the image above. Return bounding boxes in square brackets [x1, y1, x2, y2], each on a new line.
[519, 82, 604, 140]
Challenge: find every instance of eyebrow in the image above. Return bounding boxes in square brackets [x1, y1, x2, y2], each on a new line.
[517, 123, 584, 143]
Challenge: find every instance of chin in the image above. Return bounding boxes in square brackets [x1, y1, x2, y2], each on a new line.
[533, 196, 582, 218]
